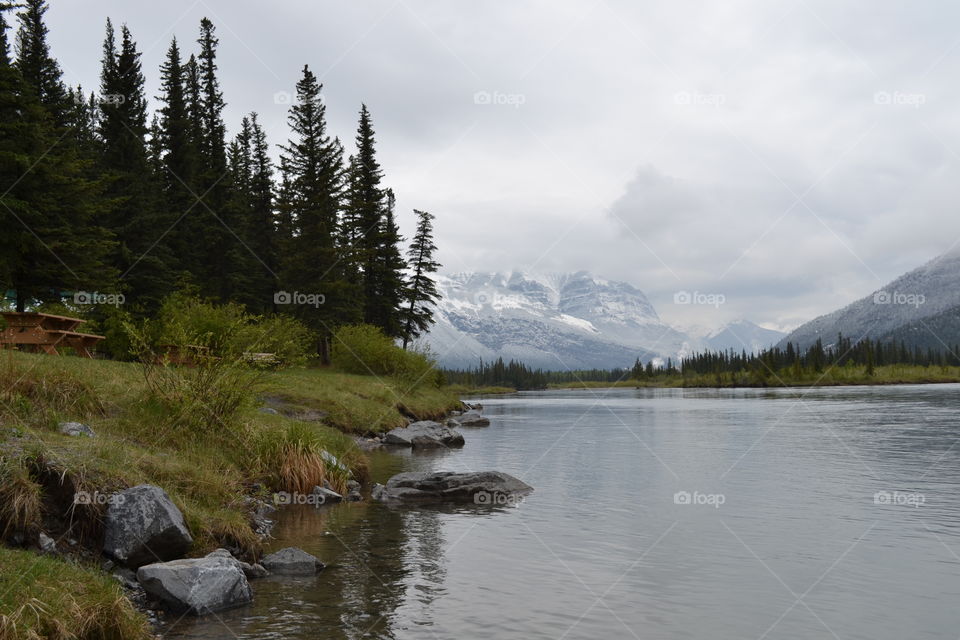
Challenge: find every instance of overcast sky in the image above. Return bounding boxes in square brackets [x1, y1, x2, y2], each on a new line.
[42, 0, 960, 331]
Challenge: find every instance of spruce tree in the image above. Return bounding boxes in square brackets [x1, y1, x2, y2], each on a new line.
[1, 5, 116, 311]
[278, 65, 349, 361]
[156, 37, 198, 280]
[400, 209, 440, 349]
[13, 0, 67, 124]
[377, 189, 407, 337]
[239, 113, 278, 312]
[98, 21, 172, 311]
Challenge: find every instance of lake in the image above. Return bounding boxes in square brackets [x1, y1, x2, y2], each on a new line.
[161, 385, 960, 639]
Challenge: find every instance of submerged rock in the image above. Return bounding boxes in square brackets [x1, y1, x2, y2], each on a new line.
[384, 421, 465, 448]
[260, 547, 325, 575]
[451, 410, 490, 427]
[372, 471, 532, 504]
[311, 486, 343, 504]
[137, 556, 252, 614]
[103, 485, 193, 568]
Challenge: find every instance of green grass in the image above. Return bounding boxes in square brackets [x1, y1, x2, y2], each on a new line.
[0, 547, 151, 640]
[0, 349, 461, 638]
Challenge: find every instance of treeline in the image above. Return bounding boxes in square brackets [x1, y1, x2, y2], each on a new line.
[637, 334, 960, 381]
[0, 1, 440, 360]
[442, 358, 631, 390]
[446, 334, 960, 390]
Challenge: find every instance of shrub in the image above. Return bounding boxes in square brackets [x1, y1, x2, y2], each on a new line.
[331, 324, 436, 387]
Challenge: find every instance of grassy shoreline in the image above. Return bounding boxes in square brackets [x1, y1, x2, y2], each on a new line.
[0, 350, 460, 639]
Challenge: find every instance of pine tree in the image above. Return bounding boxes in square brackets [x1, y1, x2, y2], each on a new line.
[400, 209, 440, 349]
[13, 0, 67, 125]
[1, 5, 116, 311]
[377, 189, 407, 337]
[278, 65, 349, 361]
[98, 21, 172, 312]
[194, 17, 243, 301]
[156, 37, 198, 280]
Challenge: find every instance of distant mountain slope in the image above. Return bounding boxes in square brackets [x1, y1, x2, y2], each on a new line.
[877, 305, 960, 352]
[423, 271, 775, 370]
[779, 247, 960, 350]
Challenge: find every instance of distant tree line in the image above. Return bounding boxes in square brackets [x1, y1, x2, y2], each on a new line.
[0, 1, 440, 360]
[445, 334, 960, 390]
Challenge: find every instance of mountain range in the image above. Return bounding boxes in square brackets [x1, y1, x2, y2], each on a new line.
[779, 246, 960, 351]
[423, 271, 784, 370]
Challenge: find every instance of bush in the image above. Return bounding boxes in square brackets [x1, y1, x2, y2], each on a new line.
[330, 324, 436, 388]
[132, 293, 314, 368]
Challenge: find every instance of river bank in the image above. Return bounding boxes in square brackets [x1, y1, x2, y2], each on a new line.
[0, 350, 462, 638]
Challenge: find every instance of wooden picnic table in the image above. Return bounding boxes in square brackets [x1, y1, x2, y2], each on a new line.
[0, 312, 105, 358]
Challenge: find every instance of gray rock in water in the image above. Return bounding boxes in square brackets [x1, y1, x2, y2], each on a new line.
[311, 486, 343, 504]
[260, 547, 324, 575]
[103, 485, 193, 568]
[137, 556, 252, 614]
[205, 549, 269, 579]
[384, 421, 465, 448]
[452, 410, 490, 427]
[372, 471, 532, 504]
[58, 421, 94, 437]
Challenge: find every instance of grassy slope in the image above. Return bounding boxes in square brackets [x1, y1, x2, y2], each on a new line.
[0, 350, 459, 639]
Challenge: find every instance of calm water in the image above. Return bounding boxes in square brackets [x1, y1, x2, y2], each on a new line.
[161, 385, 960, 639]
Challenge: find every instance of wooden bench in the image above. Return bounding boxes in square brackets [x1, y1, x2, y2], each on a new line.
[0, 312, 105, 358]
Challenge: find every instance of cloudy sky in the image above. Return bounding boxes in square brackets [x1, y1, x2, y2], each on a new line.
[44, 0, 960, 331]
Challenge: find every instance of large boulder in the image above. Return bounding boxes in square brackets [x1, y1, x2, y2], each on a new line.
[137, 556, 252, 615]
[384, 421, 465, 448]
[372, 471, 532, 504]
[103, 485, 193, 568]
[260, 547, 325, 575]
[451, 410, 490, 427]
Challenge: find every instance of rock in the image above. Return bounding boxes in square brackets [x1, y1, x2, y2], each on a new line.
[58, 421, 94, 437]
[260, 547, 324, 576]
[346, 491, 362, 502]
[347, 480, 361, 492]
[258, 407, 280, 415]
[383, 421, 465, 448]
[205, 549, 269, 580]
[242, 563, 269, 579]
[38, 532, 57, 555]
[137, 556, 252, 615]
[372, 471, 533, 504]
[451, 410, 490, 427]
[103, 485, 193, 568]
[320, 450, 349, 474]
[371, 483, 387, 502]
[310, 486, 343, 505]
[112, 567, 139, 590]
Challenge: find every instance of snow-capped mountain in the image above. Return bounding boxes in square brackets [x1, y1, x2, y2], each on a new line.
[778, 246, 960, 351]
[422, 271, 779, 370]
[705, 320, 786, 354]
